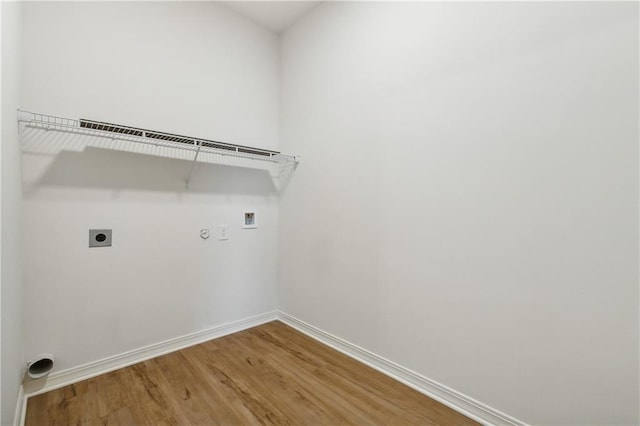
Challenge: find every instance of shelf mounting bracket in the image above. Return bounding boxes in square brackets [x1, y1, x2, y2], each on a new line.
[185, 142, 201, 189]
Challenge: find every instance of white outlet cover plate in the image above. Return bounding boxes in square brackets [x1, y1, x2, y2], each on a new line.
[219, 224, 229, 240]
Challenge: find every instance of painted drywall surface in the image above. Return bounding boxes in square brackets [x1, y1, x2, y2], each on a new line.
[1, 1, 24, 424]
[279, 2, 639, 424]
[21, 2, 280, 373]
[22, 1, 279, 150]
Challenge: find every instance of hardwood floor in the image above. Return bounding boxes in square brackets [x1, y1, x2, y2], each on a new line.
[25, 321, 477, 425]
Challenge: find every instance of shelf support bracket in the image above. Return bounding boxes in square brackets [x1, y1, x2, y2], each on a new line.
[185, 142, 201, 189]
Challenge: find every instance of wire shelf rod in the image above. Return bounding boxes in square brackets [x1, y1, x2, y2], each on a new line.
[185, 144, 202, 189]
[17, 110, 299, 164]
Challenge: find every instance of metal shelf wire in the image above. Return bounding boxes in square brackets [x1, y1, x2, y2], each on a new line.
[18, 109, 299, 188]
[17, 110, 299, 165]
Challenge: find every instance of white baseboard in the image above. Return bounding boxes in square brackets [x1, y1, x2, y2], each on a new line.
[23, 311, 278, 399]
[277, 311, 526, 426]
[19, 309, 524, 426]
[14, 385, 25, 426]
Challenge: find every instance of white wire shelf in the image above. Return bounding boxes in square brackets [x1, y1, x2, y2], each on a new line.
[18, 109, 299, 188]
[17, 110, 299, 165]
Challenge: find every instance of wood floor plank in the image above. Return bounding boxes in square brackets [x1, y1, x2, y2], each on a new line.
[94, 370, 137, 420]
[99, 407, 137, 426]
[153, 348, 250, 425]
[241, 325, 429, 424]
[227, 334, 351, 425]
[188, 341, 295, 425]
[25, 321, 478, 426]
[258, 322, 471, 425]
[215, 336, 341, 425]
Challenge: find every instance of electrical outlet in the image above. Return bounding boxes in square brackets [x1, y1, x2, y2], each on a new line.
[89, 229, 112, 247]
[219, 224, 229, 241]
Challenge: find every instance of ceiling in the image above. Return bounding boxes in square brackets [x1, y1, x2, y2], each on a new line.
[221, 1, 321, 34]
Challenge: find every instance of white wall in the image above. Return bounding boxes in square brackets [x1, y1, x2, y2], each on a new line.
[22, 2, 279, 150]
[1, 1, 24, 424]
[279, 3, 639, 425]
[21, 2, 280, 374]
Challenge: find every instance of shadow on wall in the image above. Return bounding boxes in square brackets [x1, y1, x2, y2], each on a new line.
[22, 147, 279, 196]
